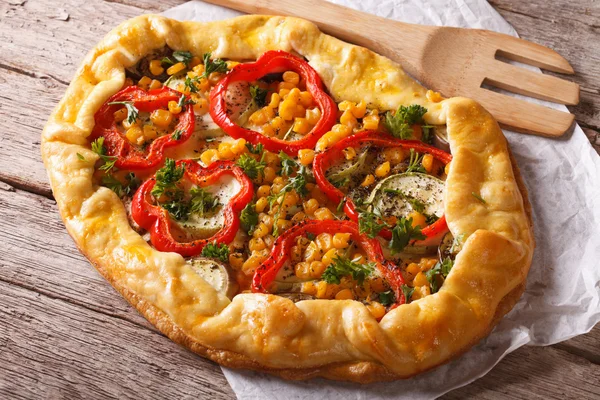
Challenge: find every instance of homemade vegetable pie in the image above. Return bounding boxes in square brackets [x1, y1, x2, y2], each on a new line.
[41, 14, 534, 382]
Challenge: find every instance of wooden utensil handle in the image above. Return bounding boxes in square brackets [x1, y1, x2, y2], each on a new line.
[203, 0, 432, 77]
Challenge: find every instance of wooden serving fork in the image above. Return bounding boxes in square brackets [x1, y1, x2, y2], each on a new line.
[203, 0, 579, 137]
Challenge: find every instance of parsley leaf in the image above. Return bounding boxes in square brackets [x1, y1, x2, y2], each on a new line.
[184, 76, 199, 93]
[379, 290, 395, 306]
[267, 165, 309, 237]
[101, 174, 125, 197]
[162, 50, 194, 67]
[406, 148, 426, 173]
[250, 85, 268, 108]
[177, 93, 194, 111]
[188, 187, 219, 218]
[425, 257, 454, 293]
[91, 137, 118, 172]
[107, 101, 139, 125]
[171, 129, 183, 141]
[384, 104, 427, 139]
[321, 256, 375, 285]
[401, 284, 415, 303]
[245, 142, 264, 154]
[240, 202, 259, 234]
[358, 206, 387, 239]
[236, 153, 266, 180]
[201, 242, 230, 263]
[278, 151, 299, 176]
[151, 158, 185, 199]
[389, 217, 426, 254]
[76, 153, 85, 161]
[124, 172, 141, 196]
[201, 52, 228, 79]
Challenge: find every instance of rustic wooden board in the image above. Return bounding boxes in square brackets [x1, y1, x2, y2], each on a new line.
[0, 0, 598, 398]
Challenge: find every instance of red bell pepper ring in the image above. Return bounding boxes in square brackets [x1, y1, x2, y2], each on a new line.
[209, 50, 337, 156]
[131, 160, 253, 257]
[91, 86, 195, 170]
[251, 220, 406, 307]
[313, 130, 452, 243]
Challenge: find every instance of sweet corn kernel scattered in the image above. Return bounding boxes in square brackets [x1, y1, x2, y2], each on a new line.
[167, 62, 186, 76]
[361, 174, 375, 187]
[150, 109, 173, 128]
[168, 100, 182, 114]
[335, 288, 354, 300]
[298, 149, 315, 166]
[200, 149, 218, 166]
[422, 154, 434, 173]
[375, 161, 391, 178]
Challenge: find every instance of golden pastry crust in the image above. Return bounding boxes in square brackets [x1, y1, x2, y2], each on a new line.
[41, 14, 534, 382]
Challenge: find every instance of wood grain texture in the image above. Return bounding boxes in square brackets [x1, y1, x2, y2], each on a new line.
[0, 0, 598, 398]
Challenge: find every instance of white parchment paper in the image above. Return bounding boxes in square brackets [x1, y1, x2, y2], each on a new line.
[163, 1, 600, 398]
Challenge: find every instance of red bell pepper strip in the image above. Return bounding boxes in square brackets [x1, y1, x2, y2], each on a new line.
[313, 130, 452, 243]
[251, 220, 406, 307]
[131, 160, 253, 257]
[209, 50, 337, 156]
[91, 86, 194, 170]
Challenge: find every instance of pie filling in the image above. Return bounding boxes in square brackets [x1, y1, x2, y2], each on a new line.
[87, 48, 461, 320]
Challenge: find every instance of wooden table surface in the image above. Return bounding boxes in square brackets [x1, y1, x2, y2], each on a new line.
[1, 0, 598, 398]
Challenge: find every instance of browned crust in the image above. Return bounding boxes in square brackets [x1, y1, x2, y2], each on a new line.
[64, 142, 533, 384]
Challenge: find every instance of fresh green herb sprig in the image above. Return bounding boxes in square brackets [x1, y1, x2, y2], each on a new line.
[358, 206, 387, 239]
[379, 290, 395, 306]
[236, 153, 266, 181]
[240, 202, 259, 234]
[161, 51, 194, 67]
[91, 137, 118, 172]
[102, 172, 141, 198]
[151, 158, 185, 199]
[400, 284, 415, 303]
[389, 217, 426, 254]
[201, 242, 230, 262]
[425, 257, 454, 293]
[322, 256, 375, 285]
[245, 142, 264, 154]
[406, 148, 426, 173]
[201, 52, 228, 79]
[250, 85, 268, 108]
[107, 101, 139, 125]
[384, 104, 427, 139]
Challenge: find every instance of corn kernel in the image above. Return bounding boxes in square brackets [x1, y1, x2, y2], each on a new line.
[143, 124, 158, 140]
[275, 219, 292, 233]
[361, 174, 375, 187]
[351, 101, 367, 118]
[278, 81, 296, 92]
[283, 71, 300, 85]
[375, 161, 391, 178]
[242, 254, 265, 276]
[298, 149, 315, 166]
[138, 76, 152, 90]
[279, 99, 296, 121]
[309, 261, 327, 279]
[255, 197, 268, 213]
[168, 100, 182, 115]
[293, 117, 311, 135]
[167, 62, 186, 76]
[257, 185, 271, 198]
[340, 109, 358, 128]
[150, 109, 173, 128]
[114, 107, 128, 122]
[302, 281, 318, 296]
[369, 277, 387, 292]
[229, 253, 244, 269]
[406, 263, 421, 277]
[249, 237, 266, 252]
[282, 191, 299, 207]
[315, 233, 333, 252]
[291, 211, 306, 223]
[125, 125, 144, 145]
[303, 242, 320, 262]
[366, 302, 386, 319]
[338, 100, 354, 111]
[335, 288, 354, 300]
[383, 147, 406, 164]
[305, 107, 321, 125]
[299, 91, 313, 108]
[249, 109, 269, 126]
[278, 88, 291, 99]
[262, 166, 276, 183]
[217, 142, 235, 160]
[268, 92, 280, 109]
[413, 271, 429, 287]
[149, 79, 162, 90]
[332, 123, 352, 136]
[332, 233, 351, 249]
[253, 222, 270, 238]
[200, 149, 218, 166]
[316, 281, 329, 299]
[225, 60, 239, 69]
[408, 210, 427, 228]
[422, 153, 434, 173]
[260, 213, 274, 229]
[208, 72, 223, 85]
[303, 198, 319, 216]
[426, 89, 443, 103]
[343, 147, 356, 160]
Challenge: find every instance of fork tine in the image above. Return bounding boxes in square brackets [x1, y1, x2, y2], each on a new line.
[475, 89, 575, 137]
[487, 32, 575, 74]
[483, 61, 579, 105]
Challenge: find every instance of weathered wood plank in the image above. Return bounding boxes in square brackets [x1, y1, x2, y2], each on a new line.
[0, 280, 235, 400]
[443, 328, 600, 399]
